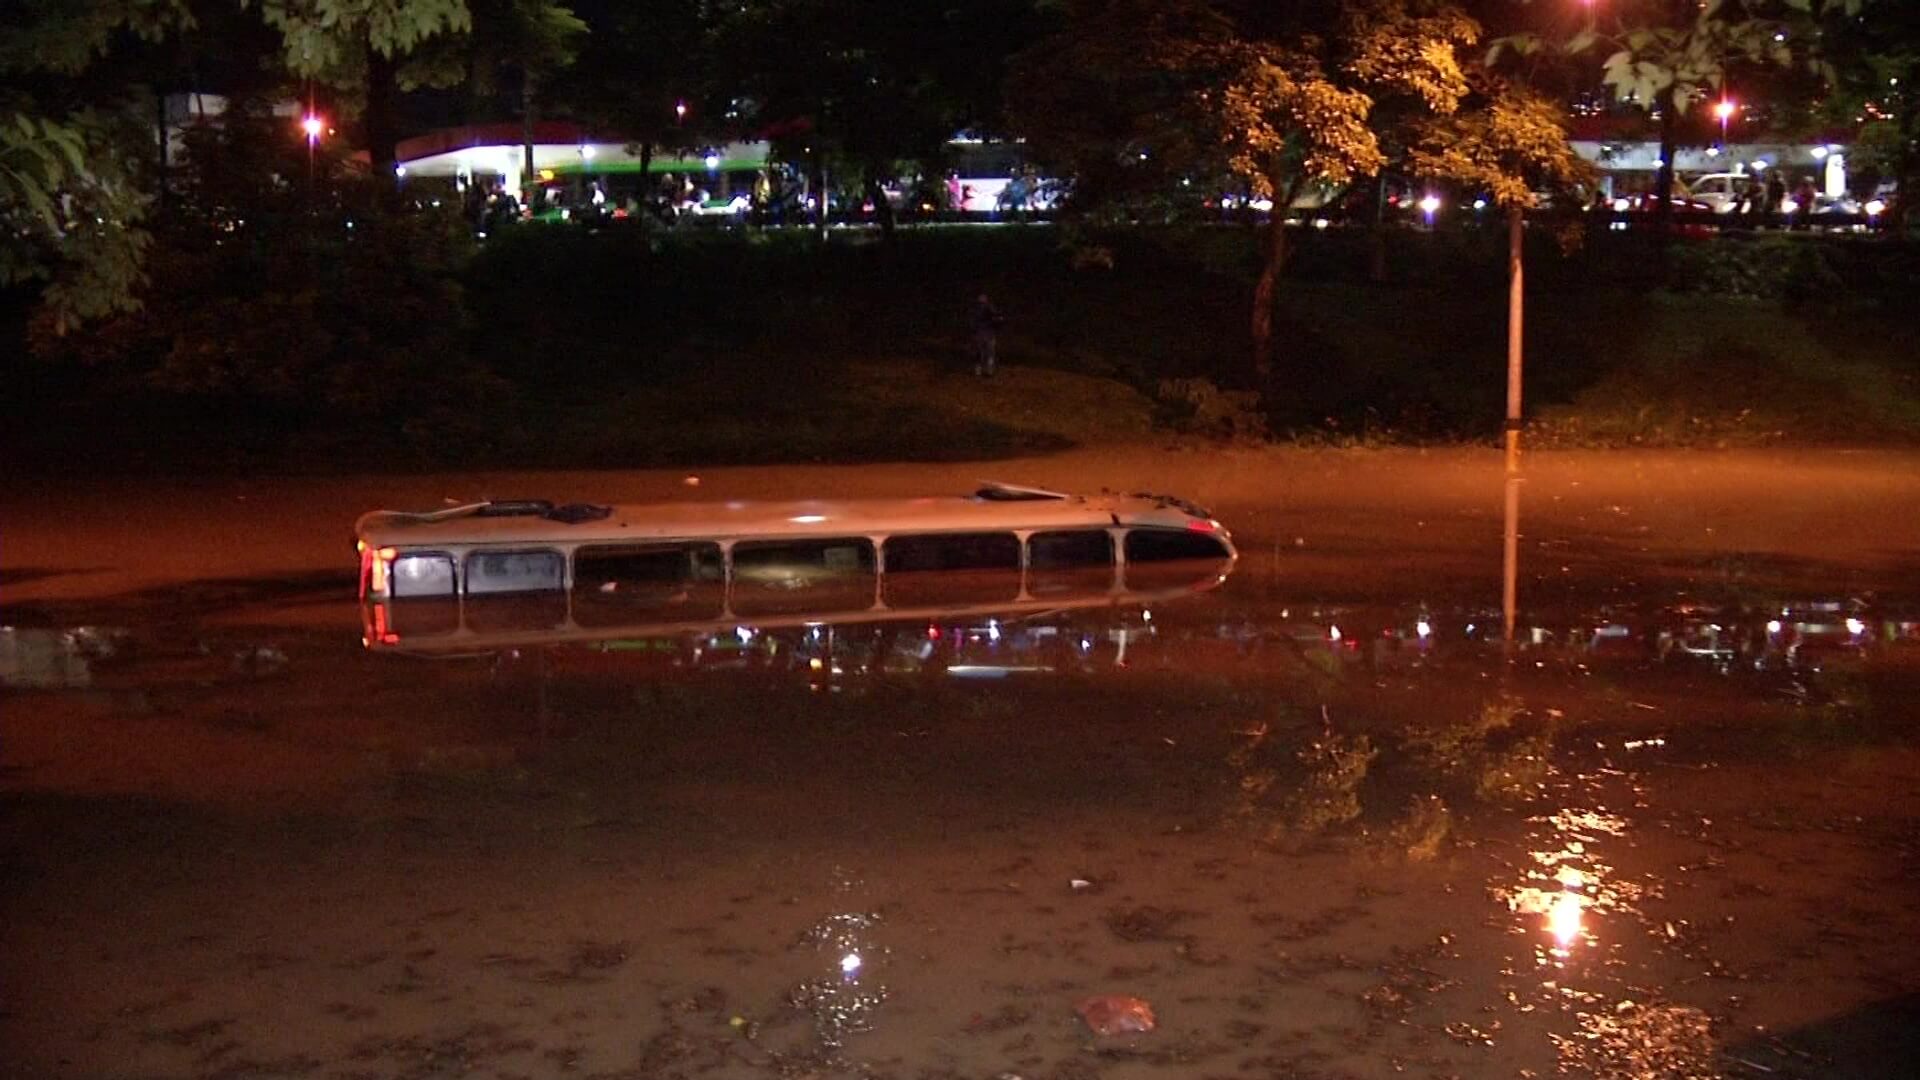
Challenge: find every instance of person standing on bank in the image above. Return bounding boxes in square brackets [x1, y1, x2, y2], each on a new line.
[971, 293, 1004, 377]
[1766, 170, 1787, 226]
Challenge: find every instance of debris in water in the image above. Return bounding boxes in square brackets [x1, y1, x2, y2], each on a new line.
[0, 626, 132, 689]
[67, 626, 131, 661]
[1075, 994, 1156, 1035]
[231, 645, 289, 677]
[1552, 1001, 1715, 1080]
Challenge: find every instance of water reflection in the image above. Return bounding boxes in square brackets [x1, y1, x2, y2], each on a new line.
[788, 909, 889, 1050]
[356, 586, 1918, 688]
[1498, 804, 1636, 964]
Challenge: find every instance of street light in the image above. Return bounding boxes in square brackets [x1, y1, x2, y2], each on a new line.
[1713, 98, 1736, 150]
[300, 114, 324, 200]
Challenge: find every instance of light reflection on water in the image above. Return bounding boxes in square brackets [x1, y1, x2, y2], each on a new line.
[1499, 803, 1634, 964]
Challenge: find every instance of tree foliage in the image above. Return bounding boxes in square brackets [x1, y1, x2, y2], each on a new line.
[1814, 0, 1919, 227]
[719, 0, 1043, 215]
[253, 0, 473, 76]
[400, 0, 585, 99]
[1013, 0, 1576, 379]
[1408, 72, 1592, 208]
[0, 110, 152, 331]
[1493, 0, 1835, 241]
[0, 1, 191, 331]
[550, 2, 724, 159]
[32, 106, 494, 444]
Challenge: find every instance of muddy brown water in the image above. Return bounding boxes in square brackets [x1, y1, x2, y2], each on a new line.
[4, 451, 1920, 1079]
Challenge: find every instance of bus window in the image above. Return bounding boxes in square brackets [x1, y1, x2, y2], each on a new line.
[1028, 530, 1114, 599]
[390, 553, 456, 598]
[1123, 528, 1233, 591]
[883, 532, 1021, 607]
[732, 539, 877, 617]
[465, 549, 566, 595]
[574, 543, 725, 626]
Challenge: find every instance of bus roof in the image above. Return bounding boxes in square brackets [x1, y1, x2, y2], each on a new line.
[356, 487, 1222, 549]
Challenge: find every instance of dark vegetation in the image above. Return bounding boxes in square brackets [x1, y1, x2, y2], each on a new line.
[6, 221, 1920, 474]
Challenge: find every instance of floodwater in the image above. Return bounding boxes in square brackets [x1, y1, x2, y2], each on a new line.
[4, 451, 1919, 1080]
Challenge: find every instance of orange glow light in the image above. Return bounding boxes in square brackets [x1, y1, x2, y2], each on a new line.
[1548, 891, 1584, 947]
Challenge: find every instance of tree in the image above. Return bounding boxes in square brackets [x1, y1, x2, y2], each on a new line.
[1496, 0, 1809, 242]
[0, 110, 152, 331]
[401, 0, 586, 203]
[1014, 0, 1491, 380]
[719, 0, 1042, 234]
[0, 0, 194, 330]
[1408, 70, 1591, 208]
[545, 2, 719, 211]
[1814, 0, 1918, 230]
[3, 0, 486, 327]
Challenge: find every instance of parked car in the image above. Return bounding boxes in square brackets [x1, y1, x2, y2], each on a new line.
[1685, 173, 1756, 214]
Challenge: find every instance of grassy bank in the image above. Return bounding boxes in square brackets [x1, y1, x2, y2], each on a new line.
[5, 224, 1919, 472]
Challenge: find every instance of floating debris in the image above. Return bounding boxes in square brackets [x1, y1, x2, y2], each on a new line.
[1552, 1001, 1716, 1080]
[231, 644, 289, 677]
[0, 626, 136, 688]
[1075, 994, 1156, 1036]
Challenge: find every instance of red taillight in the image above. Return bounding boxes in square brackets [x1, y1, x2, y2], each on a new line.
[371, 605, 400, 645]
[927, 624, 941, 640]
[1186, 518, 1218, 533]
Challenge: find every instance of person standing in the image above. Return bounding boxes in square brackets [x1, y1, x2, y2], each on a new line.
[971, 293, 1004, 377]
[1792, 174, 1819, 229]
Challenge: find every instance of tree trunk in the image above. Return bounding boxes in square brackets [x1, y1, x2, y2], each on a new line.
[1653, 101, 1677, 250]
[521, 69, 538, 207]
[155, 91, 169, 210]
[638, 140, 654, 221]
[365, 48, 400, 208]
[1250, 187, 1289, 382]
[1367, 174, 1388, 283]
[1893, 89, 1917, 236]
[866, 175, 896, 239]
[813, 160, 828, 238]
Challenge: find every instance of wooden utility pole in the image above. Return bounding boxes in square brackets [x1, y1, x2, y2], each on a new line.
[1503, 473, 1521, 648]
[1504, 205, 1524, 475]
[1502, 204, 1525, 649]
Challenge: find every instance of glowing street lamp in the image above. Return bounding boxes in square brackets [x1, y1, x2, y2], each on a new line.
[300, 113, 325, 200]
[675, 100, 688, 124]
[1418, 193, 1441, 227]
[1713, 98, 1736, 149]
